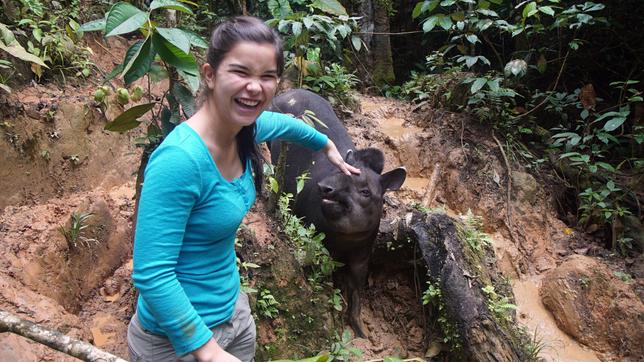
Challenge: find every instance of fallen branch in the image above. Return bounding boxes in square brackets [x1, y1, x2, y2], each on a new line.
[0, 310, 127, 362]
[492, 133, 519, 245]
[421, 163, 441, 209]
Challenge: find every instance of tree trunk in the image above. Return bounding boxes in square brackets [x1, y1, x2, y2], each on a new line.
[0, 310, 127, 362]
[408, 212, 525, 361]
[372, 2, 395, 86]
[356, 0, 395, 87]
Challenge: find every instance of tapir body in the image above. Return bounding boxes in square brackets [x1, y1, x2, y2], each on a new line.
[270, 89, 407, 337]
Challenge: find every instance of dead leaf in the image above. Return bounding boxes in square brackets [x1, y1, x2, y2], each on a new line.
[580, 84, 596, 110]
[425, 340, 443, 357]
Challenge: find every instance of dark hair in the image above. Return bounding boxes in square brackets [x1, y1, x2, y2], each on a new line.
[204, 16, 284, 192]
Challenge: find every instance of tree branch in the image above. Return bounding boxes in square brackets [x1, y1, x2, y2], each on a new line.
[0, 310, 126, 362]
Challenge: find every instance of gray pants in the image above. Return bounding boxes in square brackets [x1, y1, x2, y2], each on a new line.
[127, 293, 256, 362]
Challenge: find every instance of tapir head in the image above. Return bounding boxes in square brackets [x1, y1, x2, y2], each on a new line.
[317, 148, 407, 235]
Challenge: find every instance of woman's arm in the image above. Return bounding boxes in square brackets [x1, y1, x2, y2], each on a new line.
[255, 111, 359, 175]
[132, 145, 213, 356]
[255, 111, 329, 150]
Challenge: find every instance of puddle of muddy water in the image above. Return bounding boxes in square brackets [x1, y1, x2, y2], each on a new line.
[512, 277, 600, 362]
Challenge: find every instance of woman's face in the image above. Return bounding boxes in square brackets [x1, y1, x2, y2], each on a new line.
[204, 41, 279, 130]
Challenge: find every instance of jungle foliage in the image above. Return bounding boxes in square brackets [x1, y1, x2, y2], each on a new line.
[401, 0, 643, 254]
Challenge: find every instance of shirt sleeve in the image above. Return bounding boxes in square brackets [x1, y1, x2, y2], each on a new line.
[132, 145, 213, 355]
[255, 111, 329, 150]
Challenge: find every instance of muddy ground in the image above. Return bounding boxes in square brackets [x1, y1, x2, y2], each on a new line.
[1, 38, 642, 361]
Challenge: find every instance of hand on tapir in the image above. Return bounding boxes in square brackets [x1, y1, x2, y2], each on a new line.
[323, 140, 361, 176]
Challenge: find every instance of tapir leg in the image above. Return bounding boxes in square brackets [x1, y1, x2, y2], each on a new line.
[347, 258, 369, 338]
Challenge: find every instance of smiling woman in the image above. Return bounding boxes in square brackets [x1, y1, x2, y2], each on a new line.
[126, 16, 359, 362]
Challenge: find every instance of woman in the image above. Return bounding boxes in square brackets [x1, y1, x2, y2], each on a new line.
[126, 16, 359, 362]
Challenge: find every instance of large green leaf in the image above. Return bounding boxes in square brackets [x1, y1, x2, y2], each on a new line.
[181, 29, 208, 49]
[153, 32, 199, 75]
[156, 27, 190, 54]
[105, 2, 148, 37]
[310, 0, 347, 16]
[122, 36, 156, 85]
[80, 18, 106, 32]
[105, 102, 156, 132]
[149, 0, 194, 14]
[0, 23, 48, 67]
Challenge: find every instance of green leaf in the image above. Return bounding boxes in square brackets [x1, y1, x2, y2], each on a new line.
[412, 2, 424, 19]
[105, 63, 124, 81]
[465, 34, 479, 44]
[160, 106, 175, 136]
[80, 18, 106, 32]
[603, 116, 626, 132]
[292, 22, 303, 36]
[351, 35, 362, 51]
[269, 177, 279, 194]
[32, 28, 43, 42]
[311, 0, 348, 16]
[596, 162, 615, 172]
[422, 15, 440, 32]
[471, 77, 487, 93]
[178, 30, 208, 49]
[522, 2, 538, 18]
[171, 82, 196, 117]
[487, 78, 500, 92]
[149, 0, 194, 14]
[538, 6, 555, 16]
[0, 82, 11, 93]
[153, 32, 199, 75]
[122, 36, 155, 86]
[105, 103, 156, 132]
[105, 2, 148, 37]
[156, 27, 191, 54]
[177, 69, 200, 94]
[438, 15, 453, 30]
[268, 0, 292, 19]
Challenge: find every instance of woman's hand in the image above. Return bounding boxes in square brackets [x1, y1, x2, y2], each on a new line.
[192, 338, 240, 362]
[323, 140, 361, 176]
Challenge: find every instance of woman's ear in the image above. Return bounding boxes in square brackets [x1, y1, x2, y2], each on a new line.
[202, 63, 215, 90]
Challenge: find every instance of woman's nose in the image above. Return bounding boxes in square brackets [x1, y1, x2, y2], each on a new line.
[246, 79, 261, 93]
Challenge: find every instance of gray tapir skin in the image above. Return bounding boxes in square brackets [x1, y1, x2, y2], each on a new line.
[269, 89, 407, 337]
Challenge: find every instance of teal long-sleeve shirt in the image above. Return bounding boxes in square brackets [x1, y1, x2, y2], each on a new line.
[132, 111, 328, 356]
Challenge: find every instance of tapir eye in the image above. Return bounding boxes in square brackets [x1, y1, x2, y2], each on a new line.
[360, 189, 371, 197]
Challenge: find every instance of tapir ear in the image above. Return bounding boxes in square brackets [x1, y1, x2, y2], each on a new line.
[380, 167, 407, 192]
[354, 148, 385, 174]
[345, 149, 355, 164]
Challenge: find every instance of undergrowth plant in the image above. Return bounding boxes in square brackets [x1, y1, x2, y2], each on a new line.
[422, 281, 461, 350]
[481, 284, 517, 325]
[265, 0, 362, 104]
[59, 211, 97, 250]
[276, 191, 341, 282]
[257, 288, 280, 319]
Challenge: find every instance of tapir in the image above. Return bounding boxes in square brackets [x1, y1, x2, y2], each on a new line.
[270, 89, 407, 337]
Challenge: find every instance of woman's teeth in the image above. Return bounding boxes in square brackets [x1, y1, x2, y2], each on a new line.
[236, 98, 260, 107]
